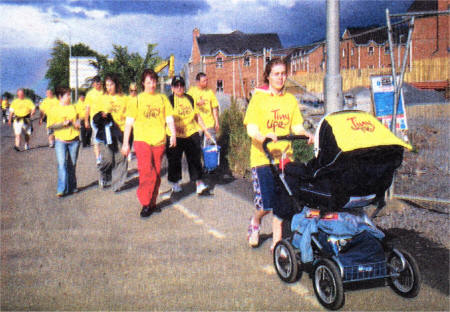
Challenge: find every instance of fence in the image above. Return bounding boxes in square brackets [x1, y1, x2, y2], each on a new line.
[292, 57, 449, 95]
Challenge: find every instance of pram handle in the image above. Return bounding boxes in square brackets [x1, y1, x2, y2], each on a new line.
[262, 135, 309, 164]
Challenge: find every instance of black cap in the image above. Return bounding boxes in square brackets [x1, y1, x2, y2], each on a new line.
[171, 75, 185, 87]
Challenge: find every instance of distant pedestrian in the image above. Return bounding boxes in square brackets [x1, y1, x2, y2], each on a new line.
[93, 74, 128, 192]
[1, 96, 9, 124]
[8, 88, 36, 151]
[85, 76, 104, 165]
[166, 75, 210, 195]
[187, 72, 220, 148]
[126, 82, 137, 161]
[47, 87, 81, 197]
[75, 92, 92, 147]
[39, 89, 59, 148]
[243, 58, 314, 251]
[121, 69, 176, 218]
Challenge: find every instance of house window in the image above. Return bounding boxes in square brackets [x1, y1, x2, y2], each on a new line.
[368, 65, 374, 69]
[265, 57, 271, 64]
[384, 45, 390, 54]
[368, 47, 374, 56]
[244, 56, 250, 67]
[351, 65, 356, 69]
[251, 80, 255, 89]
[351, 48, 354, 56]
[216, 80, 223, 92]
[216, 57, 223, 68]
[342, 49, 345, 58]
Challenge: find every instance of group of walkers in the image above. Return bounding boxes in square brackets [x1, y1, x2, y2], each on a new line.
[6, 69, 221, 219]
[6, 57, 314, 252]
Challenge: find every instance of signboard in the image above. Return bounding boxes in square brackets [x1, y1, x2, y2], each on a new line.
[70, 57, 98, 89]
[370, 75, 408, 131]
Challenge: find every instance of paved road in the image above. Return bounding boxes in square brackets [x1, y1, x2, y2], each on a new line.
[1, 120, 448, 310]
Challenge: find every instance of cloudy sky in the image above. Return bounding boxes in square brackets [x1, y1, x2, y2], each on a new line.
[0, 0, 414, 97]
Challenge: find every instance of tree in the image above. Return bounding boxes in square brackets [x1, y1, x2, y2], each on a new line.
[2, 91, 14, 101]
[45, 40, 99, 91]
[23, 88, 40, 104]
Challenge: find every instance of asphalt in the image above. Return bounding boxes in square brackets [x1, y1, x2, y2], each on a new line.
[1, 119, 448, 311]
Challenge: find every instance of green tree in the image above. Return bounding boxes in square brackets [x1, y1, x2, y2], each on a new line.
[23, 88, 40, 104]
[2, 91, 14, 101]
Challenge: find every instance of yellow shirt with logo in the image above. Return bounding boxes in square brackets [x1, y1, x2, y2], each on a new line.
[102, 94, 127, 131]
[2, 99, 8, 109]
[47, 104, 80, 141]
[85, 88, 104, 118]
[10, 98, 35, 118]
[187, 86, 219, 129]
[126, 92, 173, 146]
[166, 95, 200, 138]
[244, 91, 304, 167]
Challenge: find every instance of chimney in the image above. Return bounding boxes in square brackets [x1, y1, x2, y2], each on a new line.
[193, 28, 200, 40]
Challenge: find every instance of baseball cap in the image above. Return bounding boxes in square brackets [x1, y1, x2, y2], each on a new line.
[171, 75, 185, 87]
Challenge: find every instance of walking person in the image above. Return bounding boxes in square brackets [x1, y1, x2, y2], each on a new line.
[187, 72, 220, 147]
[166, 76, 211, 195]
[46, 87, 81, 197]
[92, 74, 128, 192]
[243, 58, 314, 251]
[8, 88, 36, 151]
[85, 76, 104, 165]
[126, 82, 137, 161]
[121, 69, 176, 218]
[39, 89, 59, 148]
[75, 92, 92, 147]
[1, 96, 8, 124]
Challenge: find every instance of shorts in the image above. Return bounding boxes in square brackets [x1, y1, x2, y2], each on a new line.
[13, 119, 32, 136]
[252, 165, 277, 212]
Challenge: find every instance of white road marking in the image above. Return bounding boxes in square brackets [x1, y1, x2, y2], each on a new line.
[260, 265, 320, 308]
[173, 204, 225, 240]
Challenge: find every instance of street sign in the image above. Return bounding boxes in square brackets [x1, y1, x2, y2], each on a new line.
[370, 75, 408, 131]
[69, 57, 98, 89]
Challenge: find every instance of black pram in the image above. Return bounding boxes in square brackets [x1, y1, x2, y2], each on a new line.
[265, 110, 420, 310]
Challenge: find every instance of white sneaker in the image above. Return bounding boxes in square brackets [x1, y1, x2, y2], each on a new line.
[171, 182, 182, 193]
[196, 181, 208, 194]
[248, 220, 260, 247]
[24, 143, 29, 150]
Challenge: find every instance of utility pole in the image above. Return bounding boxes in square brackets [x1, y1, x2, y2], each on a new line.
[324, 0, 343, 114]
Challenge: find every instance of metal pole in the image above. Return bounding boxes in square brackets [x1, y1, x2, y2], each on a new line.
[386, 9, 399, 133]
[324, 0, 343, 114]
[396, 17, 415, 109]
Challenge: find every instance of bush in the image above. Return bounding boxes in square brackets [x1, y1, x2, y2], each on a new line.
[293, 139, 314, 163]
[218, 98, 251, 177]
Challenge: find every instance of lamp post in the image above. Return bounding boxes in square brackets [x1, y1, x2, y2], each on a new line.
[53, 19, 78, 102]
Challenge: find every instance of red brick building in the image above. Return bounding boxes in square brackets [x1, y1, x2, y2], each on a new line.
[188, 28, 283, 98]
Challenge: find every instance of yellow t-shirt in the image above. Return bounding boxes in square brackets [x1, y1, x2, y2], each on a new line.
[243, 91, 304, 167]
[1, 99, 8, 109]
[10, 98, 35, 118]
[85, 88, 104, 118]
[47, 104, 80, 141]
[40, 97, 59, 115]
[102, 94, 127, 131]
[166, 95, 199, 138]
[75, 99, 87, 119]
[187, 86, 219, 129]
[126, 92, 173, 146]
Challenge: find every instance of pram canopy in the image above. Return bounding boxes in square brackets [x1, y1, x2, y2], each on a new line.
[283, 110, 412, 213]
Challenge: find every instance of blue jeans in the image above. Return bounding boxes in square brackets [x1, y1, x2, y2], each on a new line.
[55, 139, 80, 195]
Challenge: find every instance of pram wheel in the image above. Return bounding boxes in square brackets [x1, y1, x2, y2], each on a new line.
[388, 249, 421, 298]
[273, 240, 300, 283]
[313, 258, 344, 310]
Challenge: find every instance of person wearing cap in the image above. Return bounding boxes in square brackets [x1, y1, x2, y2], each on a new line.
[121, 69, 176, 218]
[187, 72, 220, 148]
[166, 75, 211, 195]
[84, 75, 104, 165]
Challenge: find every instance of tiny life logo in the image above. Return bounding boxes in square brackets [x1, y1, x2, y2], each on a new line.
[267, 109, 290, 132]
[347, 116, 375, 133]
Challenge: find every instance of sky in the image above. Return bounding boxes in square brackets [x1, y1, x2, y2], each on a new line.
[0, 0, 414, 98]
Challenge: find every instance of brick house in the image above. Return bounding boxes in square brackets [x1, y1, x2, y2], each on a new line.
[188, 28, 283, 98]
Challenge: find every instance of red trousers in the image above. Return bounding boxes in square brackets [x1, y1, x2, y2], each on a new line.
[134, 141, 165, 207]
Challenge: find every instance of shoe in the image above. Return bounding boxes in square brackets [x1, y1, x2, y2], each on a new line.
[96, 156, 102, 166]
[24, 144, 29, 150]
[56, 192, 64, 197]
[196, 181, 208, 194]
[140, 205, 153, 218]
[49, 143, 55, 148]
[98, 178, 104, 188]
[13, 146, 20, 152]
[247, 219, 260, 247]
[171, 182, 182, 193]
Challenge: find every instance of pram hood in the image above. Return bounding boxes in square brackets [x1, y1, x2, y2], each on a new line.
[314, 110, 412, 159]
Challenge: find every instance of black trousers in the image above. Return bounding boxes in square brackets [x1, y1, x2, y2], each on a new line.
[165, 132, 203, 183]
[80, 120, 92, 147]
